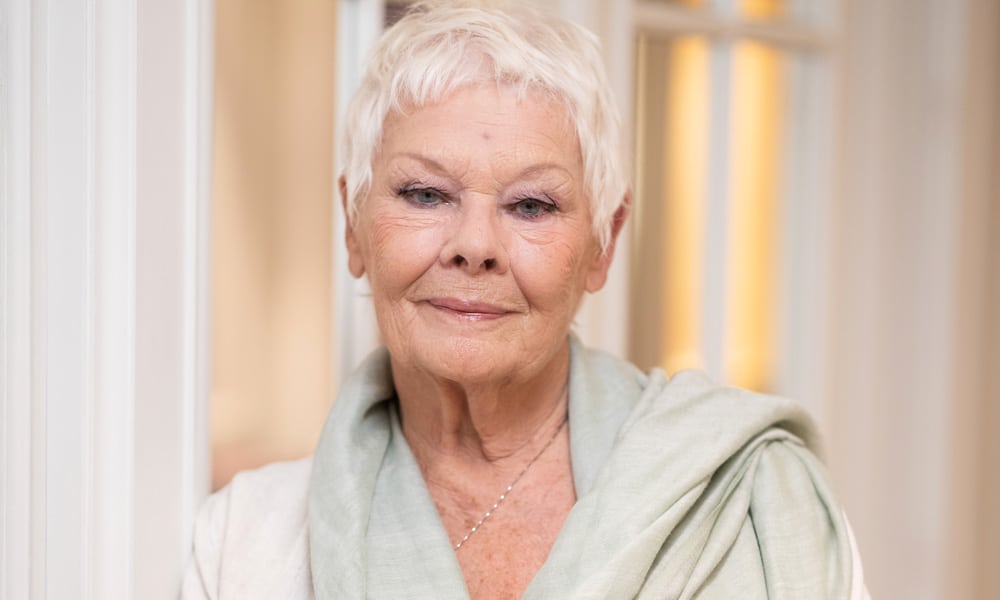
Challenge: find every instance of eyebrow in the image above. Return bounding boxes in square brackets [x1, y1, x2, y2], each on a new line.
[389, 152, 575, 181]
[390, 152, 451, 175]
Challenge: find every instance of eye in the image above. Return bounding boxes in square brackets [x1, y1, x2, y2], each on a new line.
[512, 197, 556, 219]
[398, 186, 446, 207]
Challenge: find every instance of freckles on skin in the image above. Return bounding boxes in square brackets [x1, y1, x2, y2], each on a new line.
[368, 210, 440, 259]
[512, 237, 586, 294]
[358, 208, 436, 336]
[509, 210, 600, 301]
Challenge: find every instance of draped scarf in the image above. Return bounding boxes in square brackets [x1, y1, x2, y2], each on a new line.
[309, 337, 856, 598]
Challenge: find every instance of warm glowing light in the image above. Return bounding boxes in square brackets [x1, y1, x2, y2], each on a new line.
[660, 37, 711, 375]
[741, 0, 785, 19]
[725, 40, 785, 391]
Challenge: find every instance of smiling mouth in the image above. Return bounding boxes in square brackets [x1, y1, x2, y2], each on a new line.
[425, 298, 514, 320]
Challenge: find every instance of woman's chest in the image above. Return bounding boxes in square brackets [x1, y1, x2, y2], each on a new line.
[441, 475, 577, 599]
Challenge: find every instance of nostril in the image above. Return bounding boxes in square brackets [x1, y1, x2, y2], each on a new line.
[484, 258, 496, 270]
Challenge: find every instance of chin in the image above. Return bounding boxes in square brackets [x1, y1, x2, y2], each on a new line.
[420, 336, 517, 384]
[415, 330, 569, 388]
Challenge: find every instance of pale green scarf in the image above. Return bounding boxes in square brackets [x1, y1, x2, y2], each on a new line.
[309, 337, 854, 598]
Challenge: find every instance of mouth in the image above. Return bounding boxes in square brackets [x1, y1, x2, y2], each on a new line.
[425, 297, 514, 321]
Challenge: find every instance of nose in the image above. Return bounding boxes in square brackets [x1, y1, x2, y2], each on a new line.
[439, 198, 508, 274]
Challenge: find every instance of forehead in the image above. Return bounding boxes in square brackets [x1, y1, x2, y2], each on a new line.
[377, 84, 582, 172]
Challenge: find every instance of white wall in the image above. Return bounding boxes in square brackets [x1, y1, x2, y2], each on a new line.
[830, 0, 1000, 597]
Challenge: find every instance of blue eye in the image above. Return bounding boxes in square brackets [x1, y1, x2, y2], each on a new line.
[399, 186, 445, 207]
[513, 198, 554, 219]
[415, 190, 440, 204]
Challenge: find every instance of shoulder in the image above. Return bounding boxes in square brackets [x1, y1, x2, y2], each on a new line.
[181, 457, 314, 599]
[718, 434, 868, 598]
[222, 455, 313, 526]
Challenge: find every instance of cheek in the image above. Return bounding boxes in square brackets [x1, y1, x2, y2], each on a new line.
[363, 212, 443, 289]
[512, 232, 591, 308]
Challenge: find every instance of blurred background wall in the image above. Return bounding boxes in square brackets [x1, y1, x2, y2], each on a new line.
[210, 0, 999, 598]
[830, 2, 999, 598]
[211, 0, 337, 488]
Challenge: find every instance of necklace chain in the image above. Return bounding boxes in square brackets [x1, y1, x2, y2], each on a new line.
[453, 414, 568, 550]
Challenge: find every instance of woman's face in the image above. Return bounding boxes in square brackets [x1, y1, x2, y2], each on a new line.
[345, 84, 616, 385]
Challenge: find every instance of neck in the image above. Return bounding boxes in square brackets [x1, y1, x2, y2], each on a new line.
[392, 342, 571, 465]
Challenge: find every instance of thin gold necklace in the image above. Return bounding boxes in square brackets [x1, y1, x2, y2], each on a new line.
[453, 413, 569, 550]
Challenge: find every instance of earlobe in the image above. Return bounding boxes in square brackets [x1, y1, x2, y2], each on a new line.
[341, 177, 366, 278]
[584, 252, 612, 293]
[585, 193, 630, 293]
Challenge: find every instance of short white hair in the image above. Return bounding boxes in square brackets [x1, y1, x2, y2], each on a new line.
[340, 0, 628, 252]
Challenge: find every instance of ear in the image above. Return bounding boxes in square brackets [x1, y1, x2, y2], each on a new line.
[585, 191, 630, 293]
[341, 176, 366, 278]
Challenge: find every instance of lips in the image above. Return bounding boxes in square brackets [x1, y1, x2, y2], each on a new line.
[425, 297, 515, 320]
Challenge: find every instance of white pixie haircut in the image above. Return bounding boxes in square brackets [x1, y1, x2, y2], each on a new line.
[340, 0, 628, 252]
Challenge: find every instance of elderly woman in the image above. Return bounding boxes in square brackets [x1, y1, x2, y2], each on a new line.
[184, 1, 866, 598]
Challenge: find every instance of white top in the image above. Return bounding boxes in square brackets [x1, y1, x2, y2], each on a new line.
[181, 457, 315, 600]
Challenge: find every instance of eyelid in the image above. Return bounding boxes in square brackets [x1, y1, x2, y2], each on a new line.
[396, 183, 450, 204]
[397, 181, 441, 194]
[510, 193, 558, 208]
[506, 196, 559, 221]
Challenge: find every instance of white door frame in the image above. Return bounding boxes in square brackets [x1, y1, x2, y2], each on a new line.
[1, 0, 213, 598]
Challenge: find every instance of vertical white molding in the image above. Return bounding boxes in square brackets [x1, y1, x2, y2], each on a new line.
[566, 0, 634, 357]
[91, 0, 138, 597]
[777, 52, 836, 428]
[774, 0, 840, 423]
[332, 0, 385, 383]
[1, 0, 212, 598]
[181, 0, 215, 583]
[44, 0, 100, 595]
[700, 43, 734, 381]
[2, 1, 37, 597]
[694, 0, 739, 381]
[28, 2, 50, 595]
[133, 0, 213, 597]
